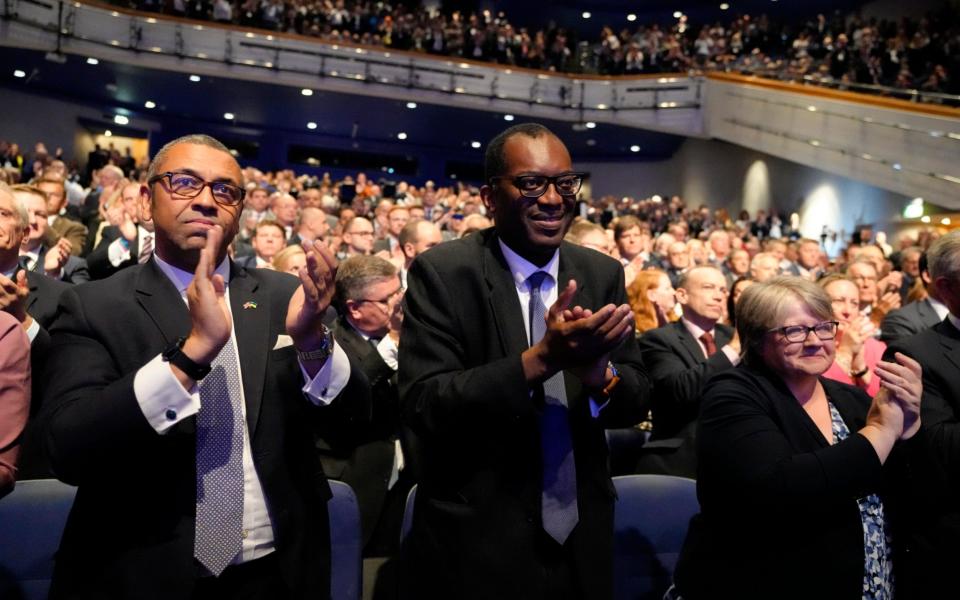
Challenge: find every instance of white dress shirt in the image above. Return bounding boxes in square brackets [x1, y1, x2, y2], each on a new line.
[133, 253, 351, 566]
[107, 225, 153, 266]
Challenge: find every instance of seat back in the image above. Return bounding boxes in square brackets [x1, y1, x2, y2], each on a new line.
[612, 474, 698, 600]
[328, 480, 362, 600]
[0, 479, 77, 600]
[399, 484, 416, 545]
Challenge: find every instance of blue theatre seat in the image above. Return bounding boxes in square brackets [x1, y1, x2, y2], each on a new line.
[613, 474, 698, 600]
[0, 479, 77, 600]
[328, 480, 363, 600]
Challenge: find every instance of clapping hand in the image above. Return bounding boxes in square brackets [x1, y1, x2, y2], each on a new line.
[285, 239, 338, 370]
[43, 237, 72, 277]
[875, 352, 923, 440]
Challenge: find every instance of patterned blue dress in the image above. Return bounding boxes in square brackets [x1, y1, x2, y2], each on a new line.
[828, 401, 894, 600]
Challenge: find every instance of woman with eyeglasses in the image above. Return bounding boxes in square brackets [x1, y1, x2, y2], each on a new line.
[672, 277, 922, 600]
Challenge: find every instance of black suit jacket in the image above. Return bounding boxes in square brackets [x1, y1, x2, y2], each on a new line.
[326, 316, 403, 548]
[86, 225, 139, 280]
[675, 366, 912, 599]
[398, 228, 651, 599]
[25, 270, 70, 329]
[880, 297, 942, 344]
[635, 320, 734, 477]
[39, 260, 371, 599]
[885, 317, 960, 596]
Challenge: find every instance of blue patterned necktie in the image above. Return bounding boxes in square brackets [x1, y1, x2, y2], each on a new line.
[527, 271, 579, 545]
[194, 333, 245, 576]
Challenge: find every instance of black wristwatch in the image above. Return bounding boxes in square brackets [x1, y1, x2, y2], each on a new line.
[162, 336, 212, 381]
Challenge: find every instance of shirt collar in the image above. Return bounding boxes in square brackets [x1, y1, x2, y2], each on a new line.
[680, 316, 714, 340]
[928, 295, 951, 321]
[153, 251, 231, 295]
[498, 238, 560, 290]
[948, 312, 960, 332]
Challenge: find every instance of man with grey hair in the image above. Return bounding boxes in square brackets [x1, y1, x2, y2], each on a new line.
[884, 229, 960, 597]
[324, 254, 409, 558]
[750, 251, 781, 283]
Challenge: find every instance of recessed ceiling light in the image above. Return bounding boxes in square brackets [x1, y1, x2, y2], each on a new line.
[720, 3, 730, 9]
[189, 74, 201, 82]
[596, 104, 608, 110]
[301, 88, 313, 96]
[307, 122, 317, 130]
[921, 216, 931, 223]
[630, 145, 641, 152]
[504, 114, 515, 121]
[406, 102, 417, 109]
[104, 130, 113, 137]
[807, 105, 817, 112]
[582, 11, 591, 19]
[13, 69, 25, 78]
[223, 112, 234, 120]
[113, 115, 129, 125]
[585, 121, 597, 129]
[942, 217, 952, 225]
[144, 100, 156, 109]
[586, 139, 597, 146]
[627, 14, 637, 22]
[673, 11, 683, 18]
[87, 57, 99, 65]
[892, 162, 902, 171]
[397, 132, 408, 140]
[471, 141, 482, 149]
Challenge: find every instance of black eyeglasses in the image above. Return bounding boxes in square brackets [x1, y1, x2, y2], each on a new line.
[148, 171, 246, 206]
[769, 321, 839, 343]
[490, 173, 585, 198]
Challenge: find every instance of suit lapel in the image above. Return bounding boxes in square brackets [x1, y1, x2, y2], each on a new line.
[920, 299, 941, 327]
[229, 266, 271, 436]
[937, 319, 960, 372]
[483, 236, 529, 357]
[23, 270, 40, 316]
[134, 261, 191, 344]
[673, 321, 707, 363]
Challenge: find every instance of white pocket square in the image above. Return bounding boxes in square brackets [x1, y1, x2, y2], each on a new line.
[273, 335, 294, 350]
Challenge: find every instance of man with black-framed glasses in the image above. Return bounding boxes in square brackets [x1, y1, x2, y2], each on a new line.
[39, 133, 371, 599]
[399, 123, 651, 599]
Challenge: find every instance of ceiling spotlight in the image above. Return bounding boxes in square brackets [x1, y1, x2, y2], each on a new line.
[406, 102, 417, 109]
[13, 69, 26, 78]
[504, 114, 515, 121]
[582, 11, 591, 18]
[471, 141, 482, 149]
[627, 13, 637, 22]
[189, 74, 201, 82]
[673, 11, 683, 18]
[720, 2, 730, 9]
[307, 122, 317, 130]
[87, 57, 99, 65]
[585, 121, 597, 129]
[892, 162, 902, 171]
[630, 145, 641, 152]
[921, 216, 931, 223]
[397, 132, 408, 140]
[144, 100, 156, 109]
[113, 115, 129, 125]
[223, 112, 234, 120]
[301, 88, 313, 96]
[942, 217, 952, 225]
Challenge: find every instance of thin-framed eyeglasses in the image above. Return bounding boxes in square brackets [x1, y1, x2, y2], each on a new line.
[489, 172, 585, 198]
[148, 171, 246, 206]
[355, 287, 404, 307]
[768, 321, 839, 342]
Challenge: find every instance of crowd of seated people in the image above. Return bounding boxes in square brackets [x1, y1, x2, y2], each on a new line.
[101, 0, 959, 97]
[1, 130, 959, 598]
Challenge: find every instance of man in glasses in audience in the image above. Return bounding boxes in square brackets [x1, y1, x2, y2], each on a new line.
[399, 123, 650, 599]
[39, 134, 370, 599]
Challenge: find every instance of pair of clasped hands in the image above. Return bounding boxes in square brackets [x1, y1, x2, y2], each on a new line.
[522, 278, 634, 389]
[175, 225, 336, 386]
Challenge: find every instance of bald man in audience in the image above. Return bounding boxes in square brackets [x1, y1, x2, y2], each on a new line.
[398, 219, 442, 289]
[289, 207, 330, 248]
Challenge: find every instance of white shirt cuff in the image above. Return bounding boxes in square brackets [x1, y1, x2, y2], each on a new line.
[376, 335, 399, 371]
[134, 353, 201, 433]
[24, 318, 40, 343]
[107, 237, 132, 266]
[299, 342, 351, 406]
[722, 344, 741, 366]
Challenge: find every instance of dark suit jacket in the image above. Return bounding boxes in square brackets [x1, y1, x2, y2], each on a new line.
[635, 320, 734, 477]
[27, 247, 90, 285]
[880, 297, 942, 344]
[674, 366, 913, 599]
[326, 316, 406, 550]
[885, 317, 960, 597]
[39, 260, 371, 599]
[398, 228, 651, 599]
[25, 270, 70, 329]
[86, 225, 139, 280]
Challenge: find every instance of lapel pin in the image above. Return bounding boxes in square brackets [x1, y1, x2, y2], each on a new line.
[243, 301, 258, 309]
